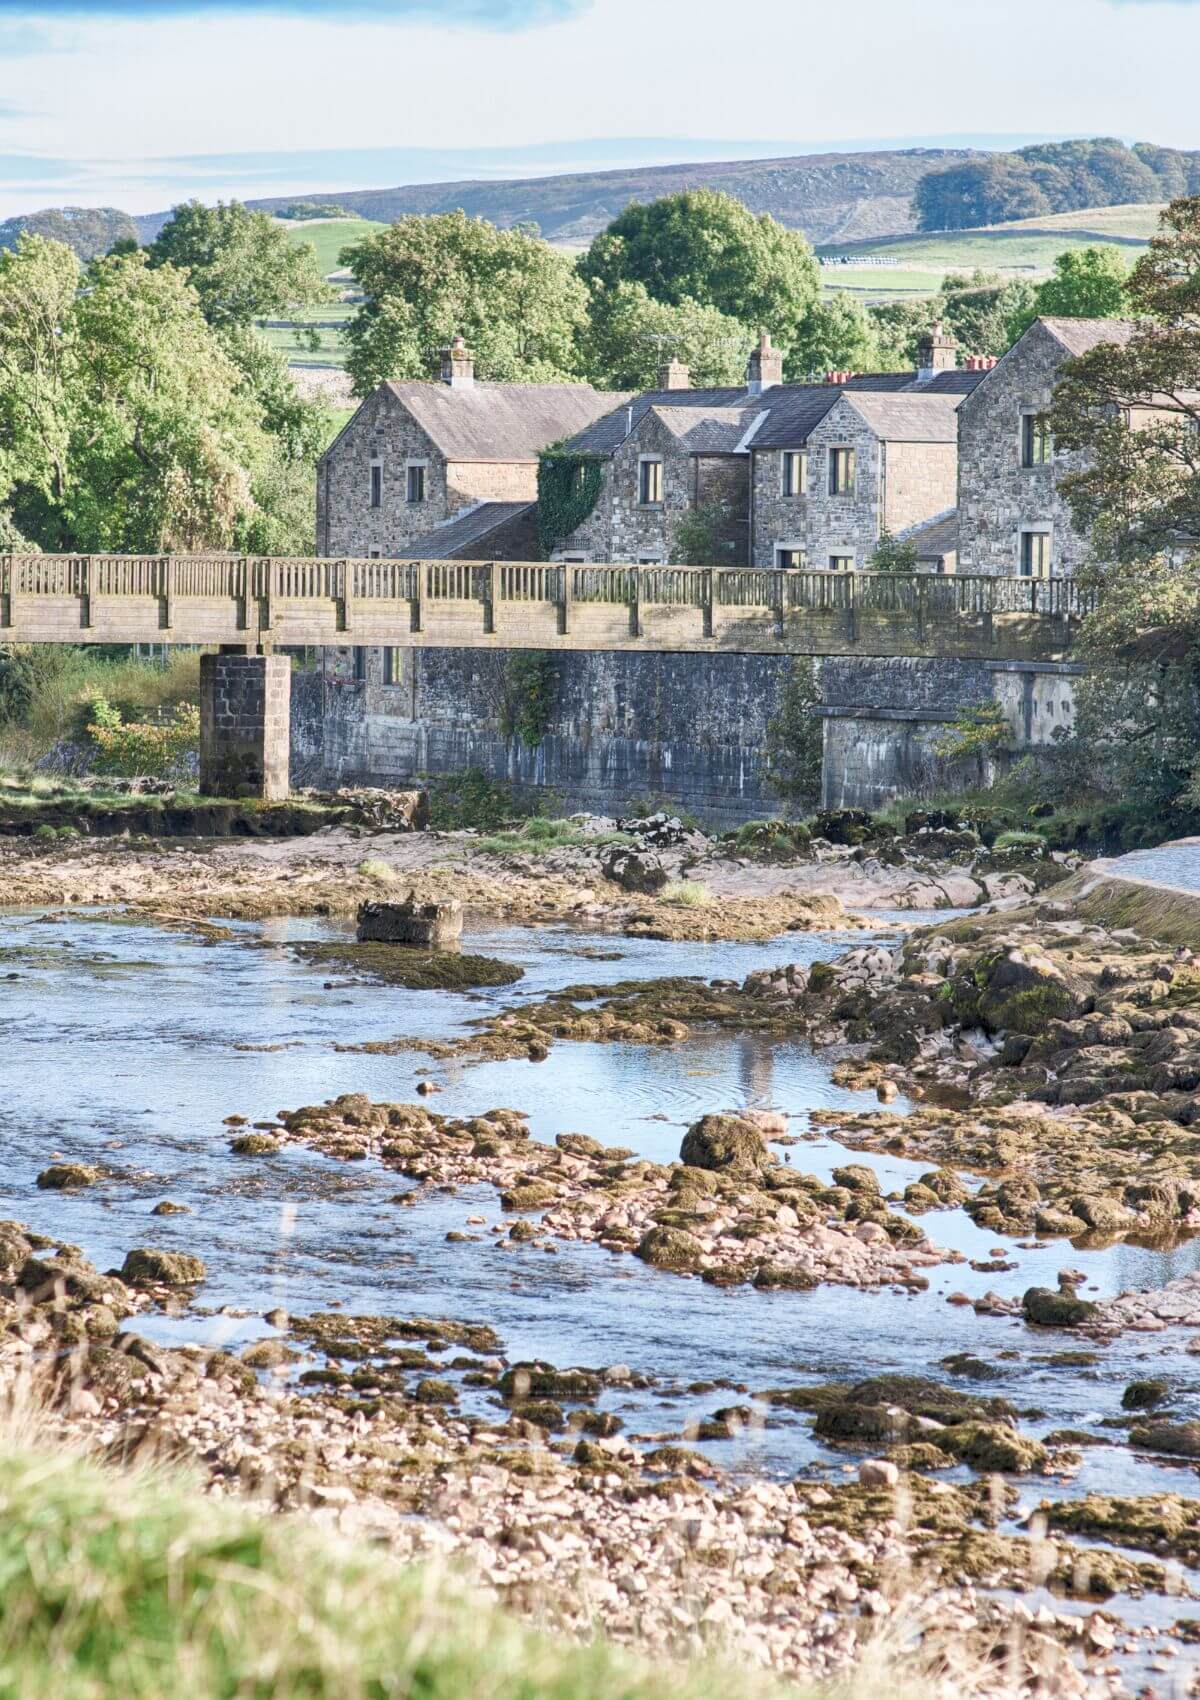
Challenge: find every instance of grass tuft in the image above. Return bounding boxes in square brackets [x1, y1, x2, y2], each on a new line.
[357, 857, 397, 884]
[662, 881, 712, 908]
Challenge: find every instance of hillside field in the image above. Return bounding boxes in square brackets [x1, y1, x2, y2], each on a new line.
[276, 214, 386, 277]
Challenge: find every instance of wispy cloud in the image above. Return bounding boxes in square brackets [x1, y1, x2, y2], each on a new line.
[0, 0, 588, 20]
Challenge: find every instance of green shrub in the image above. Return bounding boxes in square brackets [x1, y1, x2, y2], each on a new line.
[87, 696, 200, 778]
[993, 829, 1047, 853]
[425, 769, 551, 833]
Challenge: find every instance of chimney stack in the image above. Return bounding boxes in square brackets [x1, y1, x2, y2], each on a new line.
[658, 356, 691, 391]
[824, 370, 858, 386]
[747, 331, 783, 395]
[916, 321, 958, 382]
[440, 335, 474, 389]
[963, 354, 998, 372]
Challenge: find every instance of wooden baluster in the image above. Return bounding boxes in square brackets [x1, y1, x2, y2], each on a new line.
[412, 562, 424, 634]
[161, 556, 173, 634]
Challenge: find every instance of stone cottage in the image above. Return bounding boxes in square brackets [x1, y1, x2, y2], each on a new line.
[316, 337, 620, 558]
[550, 328, 987, 570]
[955, 316, 1136, 577]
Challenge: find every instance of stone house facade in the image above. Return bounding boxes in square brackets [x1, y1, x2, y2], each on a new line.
[956, 316, 1135, 577]
[316, 339, 618, 559]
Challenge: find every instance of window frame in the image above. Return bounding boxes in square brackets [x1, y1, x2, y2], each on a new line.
[637, 455, 664, 507]
[828, 446, 856, 497]
[829, 553, 856, 573]
[405, 460, 428, 504]
[1019, 528, 1052, 579]
[1020, 409, 1052, 469]
[775, 545, 807, 571]
[383, 648, 404, 687]
[781, 450, 808, 498]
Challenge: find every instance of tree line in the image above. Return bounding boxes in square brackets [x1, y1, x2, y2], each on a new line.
[914, 138, 1200, 232]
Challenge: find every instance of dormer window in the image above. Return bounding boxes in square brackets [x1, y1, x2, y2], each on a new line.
[829, 447, 856, 496]
[781, 451, 807, 497]
[638, 457, 663, 506]
[1021, 411, 1052, 468]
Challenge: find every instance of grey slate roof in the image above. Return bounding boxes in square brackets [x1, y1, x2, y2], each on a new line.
[402, 501, 533, 558]
[567, 366, 989, 457]
[649, 403, 763, 454]
[383, 380, 623, 462]
[899, 508, 958, 559]
[564, 387, 751, 454]
[838, 391, 962, 442]
[1038, 316, 1136, 357]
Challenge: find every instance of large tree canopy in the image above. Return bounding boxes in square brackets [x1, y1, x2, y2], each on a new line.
[147, 199, 331, 329]
[1051, 198, 1200, 561]
[578, 190, 819, 358]
[342, 212, 589, 396]
[0, 239, 321, 555]
[1006, 246, 1130, 344]
[580, 281, 749, 390]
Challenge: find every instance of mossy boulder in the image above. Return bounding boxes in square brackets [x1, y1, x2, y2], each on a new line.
[35, 1164, 100, 1190]
[938, 1421, 1048, 1474]
[497, 1363, 601, 1402]
[1122, 1378, 1170, 1411]
[636, 1225, 704, 1271]
[830, 1163, 880, 1195]
[119, 1248, 206, 1287]
[975, 945, 1085, 1036]
[1022, 1286, 1099, 1328]
[230, 1132, 280, 1156]
[1128, 1420, 1200, 1457]
[752, 1263, 818, 1291]
[679, 1114, 770, 1174]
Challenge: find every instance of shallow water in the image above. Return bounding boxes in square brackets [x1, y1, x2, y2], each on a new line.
[1104, 838, 1200, 893]
[2, 905, 1200, 1517]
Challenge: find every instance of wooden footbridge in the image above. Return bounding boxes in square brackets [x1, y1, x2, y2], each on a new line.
[0, 554, 1093, 801]
[2, 555, 1091, 663]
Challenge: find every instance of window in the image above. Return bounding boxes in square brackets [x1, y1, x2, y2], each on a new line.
[369, 462, 382, 509]
[369, 548, 382, 559]
[352, 646, 367, 682]
[383, 649, 404, 687]
[1020, 531, 1051, 578]
[775, 547, 807, 570]
[781, 450, 808, 497]
[1021, 411, 1052, 467]
[636, 554, 664, 565]
[638, 457, 663, 505]
[829, 554, 855, 572]
[828, 447, 856, 496]
[406, 462, 427, 503]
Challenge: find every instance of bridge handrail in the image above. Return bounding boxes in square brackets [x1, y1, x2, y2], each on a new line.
[0, 555, 1099, 622]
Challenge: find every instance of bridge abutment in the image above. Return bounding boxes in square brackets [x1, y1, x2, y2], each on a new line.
[199, 651, 290, 800]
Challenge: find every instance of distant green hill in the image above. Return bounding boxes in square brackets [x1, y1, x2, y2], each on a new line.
[275, 215, 387, 278]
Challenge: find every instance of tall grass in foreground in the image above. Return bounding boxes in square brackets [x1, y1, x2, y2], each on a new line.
[0, 1438, 986, 1700]
[0, 646, 201, 756]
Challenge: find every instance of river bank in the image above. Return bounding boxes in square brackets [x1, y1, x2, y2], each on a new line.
[3, 826, 1200, 1695]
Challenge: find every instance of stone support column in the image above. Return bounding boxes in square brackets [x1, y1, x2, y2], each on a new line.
[199, 651, 291, 799]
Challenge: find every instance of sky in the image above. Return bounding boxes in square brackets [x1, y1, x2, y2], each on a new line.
[0, 0, 1199, 218]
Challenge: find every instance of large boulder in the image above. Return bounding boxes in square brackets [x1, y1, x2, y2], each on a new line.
[601, 847, 667, 894]
[680, 1113, 770, 1174]
[120, 1248, 206, 1287]
[976, 944, 1086, 1035]
[1023, 1286, 1099, 1328]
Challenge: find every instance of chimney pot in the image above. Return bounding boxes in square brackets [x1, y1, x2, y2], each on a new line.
[440, 336, 475, 389]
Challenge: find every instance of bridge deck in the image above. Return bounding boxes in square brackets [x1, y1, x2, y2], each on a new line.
[1, 556, 1092, 661]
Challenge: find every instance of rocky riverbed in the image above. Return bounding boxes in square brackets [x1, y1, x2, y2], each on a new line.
[2, 815, 1200, 1696]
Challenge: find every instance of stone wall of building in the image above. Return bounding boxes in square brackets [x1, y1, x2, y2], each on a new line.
[318, 390, 448, 557]
[805, 401, 883, 570]
[882, 440, 957, 535]
[693, 454, 751, 564]
[751, 447, 808, 568]
[445, 460, 537, 512]
[956, 322, 1089, 576]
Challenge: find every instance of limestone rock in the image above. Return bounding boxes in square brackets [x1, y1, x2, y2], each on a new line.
[680, 1114, 770, 1174]
[120, 1248, 207, 1287]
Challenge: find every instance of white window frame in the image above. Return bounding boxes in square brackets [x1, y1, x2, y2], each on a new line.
[369, 459, 383, 510]
[774, 544, 807, 570]
[637, 455, 664, 506]
[828, 446, 856, 497]
[405, 460, 428, 504]
[1019, 527, 1053, 578]
[780, 450, 808, 498]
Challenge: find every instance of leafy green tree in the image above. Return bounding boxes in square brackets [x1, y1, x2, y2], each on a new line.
[579, 190, 819, 356]
[147, 199, 330, 329]
[871, 271, 1037, 365]
[788, 291, 880, 379]
[670, 502, 741, 567]
[342, 212, 588, 395]
[1051, 199, 1200, 560]
[868, 529, 918, 572]
[0, 236, 78, 531]
[1005, 246, 1130, 344]
[580, 282, 747, 389]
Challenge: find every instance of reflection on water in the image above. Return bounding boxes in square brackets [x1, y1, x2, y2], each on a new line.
[2, 906, 1199, 1500]
[1105, 838, 1200, 892]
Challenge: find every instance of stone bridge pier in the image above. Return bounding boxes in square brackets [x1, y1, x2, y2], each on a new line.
[199, 648, 291, 800]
